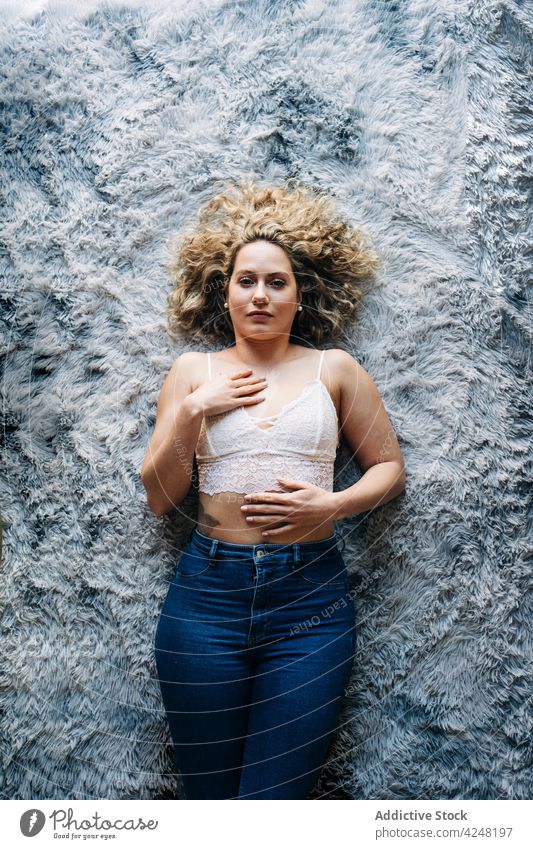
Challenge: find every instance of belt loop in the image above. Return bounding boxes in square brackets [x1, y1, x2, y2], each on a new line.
[208, 537, 218, 569]
[293, 543, 300, 569]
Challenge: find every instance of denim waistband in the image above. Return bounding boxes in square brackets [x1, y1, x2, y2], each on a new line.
[190, 526, 343, 564]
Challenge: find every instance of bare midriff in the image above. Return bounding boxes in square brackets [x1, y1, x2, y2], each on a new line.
[197, 491, 336, 544]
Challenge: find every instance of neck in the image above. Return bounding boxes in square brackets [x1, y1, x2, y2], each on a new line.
[229, 336, 294, 369]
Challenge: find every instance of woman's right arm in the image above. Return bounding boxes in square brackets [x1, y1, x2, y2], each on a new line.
[140, 353, 203, 516]
[141, 355, 267, 515]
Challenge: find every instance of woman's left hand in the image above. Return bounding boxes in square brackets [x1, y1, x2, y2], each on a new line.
[240, 478, 338, 536]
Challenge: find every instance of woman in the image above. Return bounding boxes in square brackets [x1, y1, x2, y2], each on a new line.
[141, 180, 406, 799]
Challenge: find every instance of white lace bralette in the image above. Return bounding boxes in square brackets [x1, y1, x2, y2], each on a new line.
[195, 349, 340, 495]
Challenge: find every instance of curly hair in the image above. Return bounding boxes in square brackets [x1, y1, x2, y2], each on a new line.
[165, 178, 381, 346]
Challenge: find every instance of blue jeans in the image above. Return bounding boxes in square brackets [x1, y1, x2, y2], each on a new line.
[154, 527, 356, 799]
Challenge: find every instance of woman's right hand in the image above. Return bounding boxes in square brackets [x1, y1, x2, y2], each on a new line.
[187, 370, 268, 417]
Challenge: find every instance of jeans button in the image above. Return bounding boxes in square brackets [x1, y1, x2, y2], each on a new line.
[256, 549, 265, 558]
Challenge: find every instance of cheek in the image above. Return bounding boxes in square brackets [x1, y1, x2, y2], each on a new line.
[232, 297, 249, 307]
[228, 289, 245, 304]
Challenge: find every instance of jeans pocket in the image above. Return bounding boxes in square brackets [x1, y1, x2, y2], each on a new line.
[175, 547, 212, 579]
[295, 551, 347, 588]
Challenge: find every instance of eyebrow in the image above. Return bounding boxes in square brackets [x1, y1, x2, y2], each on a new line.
[235, 270, 290, 276]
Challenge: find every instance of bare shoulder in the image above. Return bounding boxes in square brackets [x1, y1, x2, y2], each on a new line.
[172, 350, 206, 370]
[327, 347, 389, 422]
[170, 351, 208, 393]
[323, 347, 366, 391]
[324, 347, 361, 368]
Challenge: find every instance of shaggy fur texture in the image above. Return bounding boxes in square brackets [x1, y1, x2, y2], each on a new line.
[0, 0, 531, 799]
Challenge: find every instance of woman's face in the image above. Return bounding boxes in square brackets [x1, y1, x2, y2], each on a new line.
[225, 240, 301, 341]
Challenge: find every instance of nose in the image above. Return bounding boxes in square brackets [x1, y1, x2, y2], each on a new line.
[252, 281, 269, 301]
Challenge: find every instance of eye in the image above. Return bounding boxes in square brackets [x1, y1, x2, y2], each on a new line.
[238, 276, 286, 287]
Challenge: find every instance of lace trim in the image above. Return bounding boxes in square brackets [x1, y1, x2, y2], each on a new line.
[197, 447, 336, 463]
[197, 454, 334, 496]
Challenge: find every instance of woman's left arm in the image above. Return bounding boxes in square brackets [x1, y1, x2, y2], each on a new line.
[330, 349, 406, 520]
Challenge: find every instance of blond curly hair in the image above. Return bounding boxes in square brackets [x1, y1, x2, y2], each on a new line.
[166, 178, 381, 346]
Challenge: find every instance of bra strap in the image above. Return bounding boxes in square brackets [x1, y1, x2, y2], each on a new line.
[317, 349, 325, 380]
[207, 351, 212, 380]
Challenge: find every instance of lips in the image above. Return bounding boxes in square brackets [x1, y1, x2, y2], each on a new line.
[248, 311, 272, 317]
